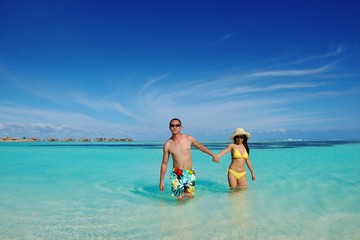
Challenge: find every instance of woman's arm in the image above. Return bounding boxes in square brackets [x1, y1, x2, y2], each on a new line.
[245, 157, 256, 181]
[217, 144, 232, 158]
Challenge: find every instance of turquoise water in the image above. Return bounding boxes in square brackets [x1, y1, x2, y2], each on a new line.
[0, 140, 359, 239]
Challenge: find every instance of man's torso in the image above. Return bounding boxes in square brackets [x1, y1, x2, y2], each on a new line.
[168, 134, 193, 169]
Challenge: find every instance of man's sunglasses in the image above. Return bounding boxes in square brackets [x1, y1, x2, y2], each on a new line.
[170, 124, 181, 127]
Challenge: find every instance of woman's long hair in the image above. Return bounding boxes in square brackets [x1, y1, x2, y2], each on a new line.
[243, 136, 250, 155]
[233, 136, 250, 154]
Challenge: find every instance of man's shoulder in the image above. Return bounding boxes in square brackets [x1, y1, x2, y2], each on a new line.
[165, 134, 194, 144]
[164, 136, 180, 145]
[182, 134, 194, 141]
[164, 138, 173, 145]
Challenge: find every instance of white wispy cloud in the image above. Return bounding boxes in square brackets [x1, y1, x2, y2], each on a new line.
[0, 65, 141, 121]
[0, 103, 139, 138]
[291, 45, 345, 65]
[138, 64, 331, 105]
[210, 82, 323, 97]
[267, 82, 322, 90]
[74, 94, 141, 120]
[1, 46, 358, 140]
[133, 52, 357, 136]
[245, 64, 333, 78]
[138, 72, 172, 96]
[207, 33, 233, 47]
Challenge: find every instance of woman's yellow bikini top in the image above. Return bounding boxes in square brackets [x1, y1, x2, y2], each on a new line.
[232, 148, 248, 159]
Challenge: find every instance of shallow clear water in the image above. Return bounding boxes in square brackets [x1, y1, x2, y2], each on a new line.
[0, 140, 359, 239]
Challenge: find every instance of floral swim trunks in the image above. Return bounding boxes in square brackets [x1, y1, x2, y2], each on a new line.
[170, 168, 196, 198]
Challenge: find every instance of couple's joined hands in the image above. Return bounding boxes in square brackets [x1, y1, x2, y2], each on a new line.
[212, 155, 220, 163]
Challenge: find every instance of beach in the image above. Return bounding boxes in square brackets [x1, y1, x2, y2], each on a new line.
[0, 140, 359, 239]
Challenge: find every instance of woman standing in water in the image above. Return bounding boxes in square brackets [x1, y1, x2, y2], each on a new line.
[217, 128, 256, 191]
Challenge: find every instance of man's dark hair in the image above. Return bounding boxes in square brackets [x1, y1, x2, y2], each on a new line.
[169, 118, 182, 125]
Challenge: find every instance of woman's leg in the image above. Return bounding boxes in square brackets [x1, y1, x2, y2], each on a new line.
[236, 174, 248, 191]
[228, 170, 238, 190]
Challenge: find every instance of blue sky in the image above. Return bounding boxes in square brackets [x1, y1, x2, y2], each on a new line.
[1, 0, 359, 141]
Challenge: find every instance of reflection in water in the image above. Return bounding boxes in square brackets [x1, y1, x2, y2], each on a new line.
[159, 198, 199, 239]
[156, 187, 256, 239]
[228, 190, 251, 233]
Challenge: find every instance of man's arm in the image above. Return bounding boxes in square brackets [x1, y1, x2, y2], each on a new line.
[159, 142, 170, 191]
[190, 136, 220, 163]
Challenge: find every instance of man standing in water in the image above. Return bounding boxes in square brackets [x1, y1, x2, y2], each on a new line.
[159, 118, 220, 200]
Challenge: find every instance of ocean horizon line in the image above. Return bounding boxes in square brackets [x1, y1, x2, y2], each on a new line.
[1, 135, 360, 143]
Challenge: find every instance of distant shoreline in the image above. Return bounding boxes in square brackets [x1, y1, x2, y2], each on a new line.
[0, 136, 134, 142]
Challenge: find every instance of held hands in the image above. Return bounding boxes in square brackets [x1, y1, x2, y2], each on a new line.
[212, 155, 220, 163]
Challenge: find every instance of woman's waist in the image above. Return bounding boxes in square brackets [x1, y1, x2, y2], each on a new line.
[229, 163, 245, 172]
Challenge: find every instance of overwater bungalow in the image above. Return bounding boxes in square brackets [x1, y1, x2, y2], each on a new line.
[94, 137, 107, 142]
[45, 138, 58, 142]
[63, 138, 76, 142]
[79, 138, 92, 142]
